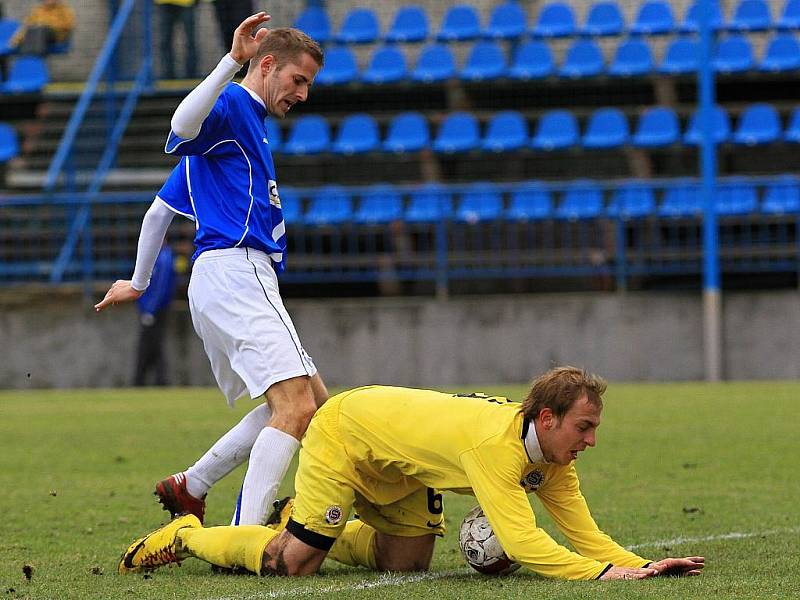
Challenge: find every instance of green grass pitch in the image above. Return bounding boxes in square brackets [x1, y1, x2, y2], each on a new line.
[1, 382, 798, 599]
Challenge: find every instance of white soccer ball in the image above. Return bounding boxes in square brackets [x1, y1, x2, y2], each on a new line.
[458, 505, 521, 575]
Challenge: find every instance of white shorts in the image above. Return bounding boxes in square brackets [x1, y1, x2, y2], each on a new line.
[188, 247, 317, 406]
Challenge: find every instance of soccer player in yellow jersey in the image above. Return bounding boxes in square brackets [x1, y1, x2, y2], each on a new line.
[120, 367, 704, 581]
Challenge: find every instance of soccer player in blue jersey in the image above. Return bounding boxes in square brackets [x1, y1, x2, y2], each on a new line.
[96, 12, 329, 527]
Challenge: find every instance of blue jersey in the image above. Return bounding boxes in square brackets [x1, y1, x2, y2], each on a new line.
[157, 83, 287, 272]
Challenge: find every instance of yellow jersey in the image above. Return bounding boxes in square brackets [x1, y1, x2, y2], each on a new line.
[327, 385, 650, 580]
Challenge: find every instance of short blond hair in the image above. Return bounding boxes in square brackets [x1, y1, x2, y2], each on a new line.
[248, 27, 324, 73]
[521, 366, 606, 421]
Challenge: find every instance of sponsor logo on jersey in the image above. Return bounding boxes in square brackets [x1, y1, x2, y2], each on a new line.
[325, 505, 343, 525]
[520, 468, 544, 491]
[268, 179, 281, 208]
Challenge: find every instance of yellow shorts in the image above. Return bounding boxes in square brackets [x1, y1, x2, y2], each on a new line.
[288, 399, 446, 547]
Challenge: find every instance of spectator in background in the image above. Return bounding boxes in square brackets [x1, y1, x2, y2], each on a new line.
[133, 244, 176, 387]
[210, 0, 253, 50]
[9, 0, 75, 56]
[156, 0, 199, 79]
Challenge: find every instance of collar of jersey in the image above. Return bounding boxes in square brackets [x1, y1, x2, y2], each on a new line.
[523, 420, 547, 464]
[235, 82, 266, 110]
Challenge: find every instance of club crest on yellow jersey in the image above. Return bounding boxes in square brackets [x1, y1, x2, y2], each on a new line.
[520, 467, 544, 491]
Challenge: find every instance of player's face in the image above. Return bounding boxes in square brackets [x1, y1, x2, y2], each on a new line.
[538, 394, 602, 465]
[264, 53, 319, 118]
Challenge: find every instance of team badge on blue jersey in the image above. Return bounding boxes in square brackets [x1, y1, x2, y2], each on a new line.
[520, 468, 544, 491]
[325, 505, 343, 525]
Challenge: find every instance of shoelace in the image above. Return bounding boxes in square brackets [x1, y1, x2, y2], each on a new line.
[141, 546, 180, 568]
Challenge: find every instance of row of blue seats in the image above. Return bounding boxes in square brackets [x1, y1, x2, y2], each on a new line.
[316, 34, 800, 86]
[0, 55, 49, 94]
[295, 1, 800, 45]
[279, 177, 800, 225]
[0, 122, 19, 163]
[267, 103, 800, 155]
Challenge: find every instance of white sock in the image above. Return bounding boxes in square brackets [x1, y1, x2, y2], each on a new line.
[233, 427, 300, 526]
[184, 404, 270, 499]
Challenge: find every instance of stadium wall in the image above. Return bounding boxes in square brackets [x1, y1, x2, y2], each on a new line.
[2, 291, 799, 390]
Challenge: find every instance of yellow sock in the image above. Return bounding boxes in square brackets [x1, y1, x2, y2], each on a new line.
[178, 525, 278, 575]
[326, 519, 377, 570]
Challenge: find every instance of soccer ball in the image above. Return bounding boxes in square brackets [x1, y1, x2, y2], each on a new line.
[458, 505, 520, 575]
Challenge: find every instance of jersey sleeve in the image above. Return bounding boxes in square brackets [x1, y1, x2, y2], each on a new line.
[535, 464, 651, 568]
[165, 93, 230, 156]
[460, 448, 610, 580]
[156, 159, 195, 219]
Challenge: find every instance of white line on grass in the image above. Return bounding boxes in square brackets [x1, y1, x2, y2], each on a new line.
[626, 526, 800, 551]
[201, 526, 799, 600]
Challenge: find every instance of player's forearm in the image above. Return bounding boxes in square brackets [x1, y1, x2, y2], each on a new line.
[170, 54, 243, 139]
[131, 199, 175, 291]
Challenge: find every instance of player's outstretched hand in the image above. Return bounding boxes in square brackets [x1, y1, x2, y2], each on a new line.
[94, 280, 143, 312]
[599, 566, 659, 581]
[650, 556, 705, 577]
[230, 12, 271, 64]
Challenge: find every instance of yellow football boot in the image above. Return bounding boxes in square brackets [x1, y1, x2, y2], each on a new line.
[118, 514, 201, 574]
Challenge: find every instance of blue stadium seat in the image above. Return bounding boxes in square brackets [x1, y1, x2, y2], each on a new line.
[456, 183, 504, 222]
[733, 104, 782, 145]
[264, 117, 282, 153]
[508, 40, 554, 80]
[559, 39, 605, 78]
[460, 41, 507, 81]
[362, 46, 407, 84]
[762, 175, 800, 214]
[582, 2, 625, 36]
[679, 1, 723, 33]
[336, 7, 380, 44]
[484, 2, 527, 39]
[354, 184, 404, 224]
[607, 181, 656, 218]
[482, 111, 529, 152]
[279, 187, 303, 225]
[314, 47, 358, 86]
[659, 180, 702, 216]
[405, 184, 454, 222]
[437, 5, 481, 41]
[304, 186, 352, 225]
[2, 56, 49, 93]
[582, 108, 629, 149]
[777, 0, 800, 29]
[727, 0, 772, 31]
[556, 181, 605, 219]
[531, 110, 579, 150]
[531, 2, 576, 37]
[0, 122, 19, 163]
[293, 7, 331, 44]
[608, 38, 654, 76]
[386, 5, 429, 42]
[432, 112, 480, 153]
[713, 35, 754, 73]
[658, 37, 700, 74]
[411, 44, 456, 82]
[630, 0, 676, 35]
[0, 19, 19, 56]
[383, 112, 430, 153]
[632, 107, 680, 147]
[783, 107, 800, 142]
[332, 114, 379, 155]
[506, 182, 553, 220]
[683, 106, 732, 145]
[715, 179, 759, 215]
[759, 34, 800, 72]
[283, 115, 331, 155]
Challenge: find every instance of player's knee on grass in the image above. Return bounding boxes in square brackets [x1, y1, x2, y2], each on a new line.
[373, 533, 436, 572]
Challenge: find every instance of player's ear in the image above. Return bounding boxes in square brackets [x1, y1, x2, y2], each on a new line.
[539, 407, 554, 430]
[261, 54, 275, 75]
